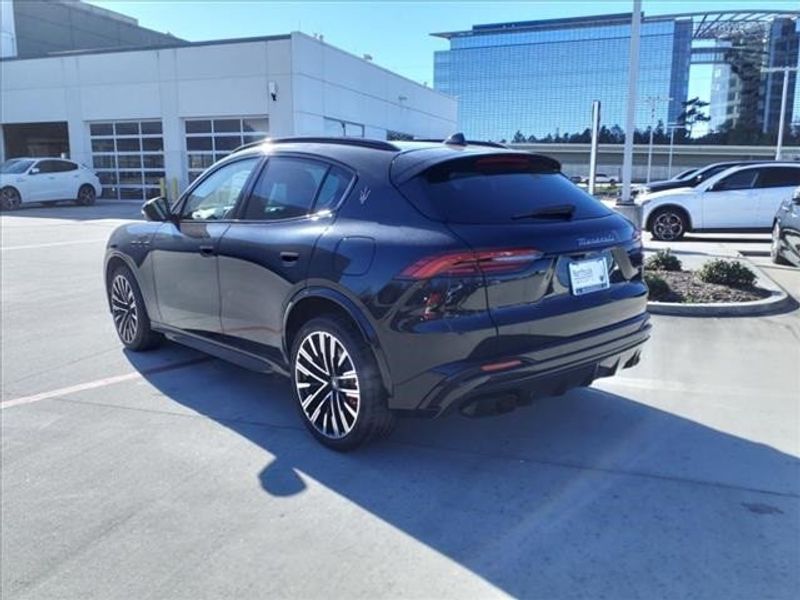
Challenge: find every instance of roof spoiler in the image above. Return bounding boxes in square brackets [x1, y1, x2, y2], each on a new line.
[233, 136, 400, 153]
[413, 133, 507, 149]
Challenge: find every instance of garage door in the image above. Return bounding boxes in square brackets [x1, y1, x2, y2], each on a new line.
[90, 121, 165, 200]
[184, 117, 268, 183]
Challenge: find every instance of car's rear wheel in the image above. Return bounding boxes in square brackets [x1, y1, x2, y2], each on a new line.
[650, 207, 687, 241]
[291, 315, 395, 451]
[77, 184, 96, 206]
[1, 187, 21, 211]
[771, 222, 790, 265]
[108, 265, 163, 351]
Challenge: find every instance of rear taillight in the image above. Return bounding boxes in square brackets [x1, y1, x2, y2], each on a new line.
[401, 248, 543, 279]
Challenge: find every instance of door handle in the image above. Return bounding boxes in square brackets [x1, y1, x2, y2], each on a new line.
[280, 251, 300, 264]
[199, 244, 216, 257]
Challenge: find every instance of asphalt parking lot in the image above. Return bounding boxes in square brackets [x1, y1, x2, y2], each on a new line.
[2, 202, 799, 599]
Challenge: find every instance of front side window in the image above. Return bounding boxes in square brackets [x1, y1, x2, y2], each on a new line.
[756, 167, 800, 189]
[181, 158, 259, 221]
[242, 157, 330, 221]
[713, 169, 758, 192]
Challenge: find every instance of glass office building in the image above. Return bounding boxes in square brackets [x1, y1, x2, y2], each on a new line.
[433, 14, 692, 141]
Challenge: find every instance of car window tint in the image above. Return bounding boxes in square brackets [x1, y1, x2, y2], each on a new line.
[55, 160, 78, 172]
[36, 160, 60, 173]
[314, 165, 353, 211]
[400, 155, 609, 224]
[714, 169, 758, 191]
[756, 167, 800, 189]
[243, 157, 327, 220]
[181, 158, 258, 221]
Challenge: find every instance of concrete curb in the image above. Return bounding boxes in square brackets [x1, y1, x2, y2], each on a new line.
[646, 253, 797, 317]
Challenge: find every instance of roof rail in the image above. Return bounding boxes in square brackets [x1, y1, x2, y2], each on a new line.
[232, 136, 400, 154]
[412, 136, 507, 149]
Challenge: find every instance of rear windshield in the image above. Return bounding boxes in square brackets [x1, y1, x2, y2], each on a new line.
[399, 155, 610, 224]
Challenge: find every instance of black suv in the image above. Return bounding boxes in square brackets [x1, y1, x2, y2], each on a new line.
[105, 136, 650, 450]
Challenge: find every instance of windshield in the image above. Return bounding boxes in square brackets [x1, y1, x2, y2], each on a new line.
[674, 168, 697, 180]
[399, 155, 610, 224]
[1, 159, 35, 174]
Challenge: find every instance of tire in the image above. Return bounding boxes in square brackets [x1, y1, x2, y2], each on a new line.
[771, 222, 791, 265]
[77, 184, 96, 206]
[291, 315, 395, 451]
[1, 187, 21, 211]
[107, 264, 163, 351]
[650, 207, 687, 241]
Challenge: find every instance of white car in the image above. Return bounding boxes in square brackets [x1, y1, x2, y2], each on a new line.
[581, 172, 617, 185]
[0, 157, 101, 211]
[637, 162, 800, 241]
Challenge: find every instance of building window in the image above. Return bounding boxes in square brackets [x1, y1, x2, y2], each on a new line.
[90, 120, 164, 200]
[184, 117, 269, 182]
[324, 118, 365, 138]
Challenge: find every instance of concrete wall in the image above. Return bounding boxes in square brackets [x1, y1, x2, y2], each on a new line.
[290, 34, 457, 140]
[11, 0, 182, 59]
[0, 33, 457, 191]
[510, 142, 800, 182]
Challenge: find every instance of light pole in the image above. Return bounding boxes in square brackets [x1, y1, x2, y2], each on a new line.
[763, 66, 798, 160]
[618, 0, 641, 206]
[666, 122, 684, 179]
[644, 96, 672, 184]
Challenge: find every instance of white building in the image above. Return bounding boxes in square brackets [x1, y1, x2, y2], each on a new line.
[0, 32, 457, 200]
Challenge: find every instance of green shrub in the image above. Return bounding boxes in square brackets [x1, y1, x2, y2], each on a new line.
[644, 273, 670, 301]
[698, 259, 756, 288]
[645, 248, 682, 272]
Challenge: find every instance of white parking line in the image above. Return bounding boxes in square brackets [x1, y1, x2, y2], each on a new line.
[1, 357, 211, 409]
[1, 372, 143, 409]
[1, 239, 108, 251]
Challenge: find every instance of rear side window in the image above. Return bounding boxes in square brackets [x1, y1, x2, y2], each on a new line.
[242, 158, 352, 220]
[399, 155, 610, 224]
[756, 167, 800, 188]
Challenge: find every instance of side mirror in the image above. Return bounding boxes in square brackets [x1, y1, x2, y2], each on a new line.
[29, 167, 40, 175]
[793, 188, 800, 204]
[142, 196, 172, 222]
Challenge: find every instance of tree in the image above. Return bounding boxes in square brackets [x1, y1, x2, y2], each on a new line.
[512, 130, 527, 143]
[678, 97, 711, 139]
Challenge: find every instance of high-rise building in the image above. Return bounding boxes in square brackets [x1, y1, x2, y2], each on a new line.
[433, 11, 800, 141]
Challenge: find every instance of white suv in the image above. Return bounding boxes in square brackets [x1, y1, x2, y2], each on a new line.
[0, 158, 102, 211]
[638, 163, 800, 241]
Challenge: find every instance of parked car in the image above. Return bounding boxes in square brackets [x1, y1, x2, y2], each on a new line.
[0, 157, 101, 210]
[104, 135, 650, 450]
[638, 162, 800, 241]
[631, 160, 773, 198]
[772, 185, 800, 266]
[581, 172, 616, 185]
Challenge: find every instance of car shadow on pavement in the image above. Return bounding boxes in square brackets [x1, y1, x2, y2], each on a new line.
[126, 349, 800, 598]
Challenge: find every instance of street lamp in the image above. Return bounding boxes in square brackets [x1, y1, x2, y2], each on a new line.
[644, 95, 672, 184]
[666, 122, 685, 179]
[763, 66, 799, 160]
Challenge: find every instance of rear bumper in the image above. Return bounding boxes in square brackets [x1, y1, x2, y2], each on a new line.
[395, 313, 651, 417]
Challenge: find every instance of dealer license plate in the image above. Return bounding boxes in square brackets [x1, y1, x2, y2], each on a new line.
[568, 256, 610, 296]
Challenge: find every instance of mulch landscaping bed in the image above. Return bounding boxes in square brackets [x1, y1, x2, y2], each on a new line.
[648, 270, 772, 304]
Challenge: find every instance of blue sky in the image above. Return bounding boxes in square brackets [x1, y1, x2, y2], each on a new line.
[87, 0, 798, 101]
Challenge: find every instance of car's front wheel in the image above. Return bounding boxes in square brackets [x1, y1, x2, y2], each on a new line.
[76, 184, 96, 206]
[1, 187, 21, 211]
[650, 207, 687, 241]
[108, 265, 163, 351]
[771, 222, 790, 265]
[291, 315, 395, 451]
